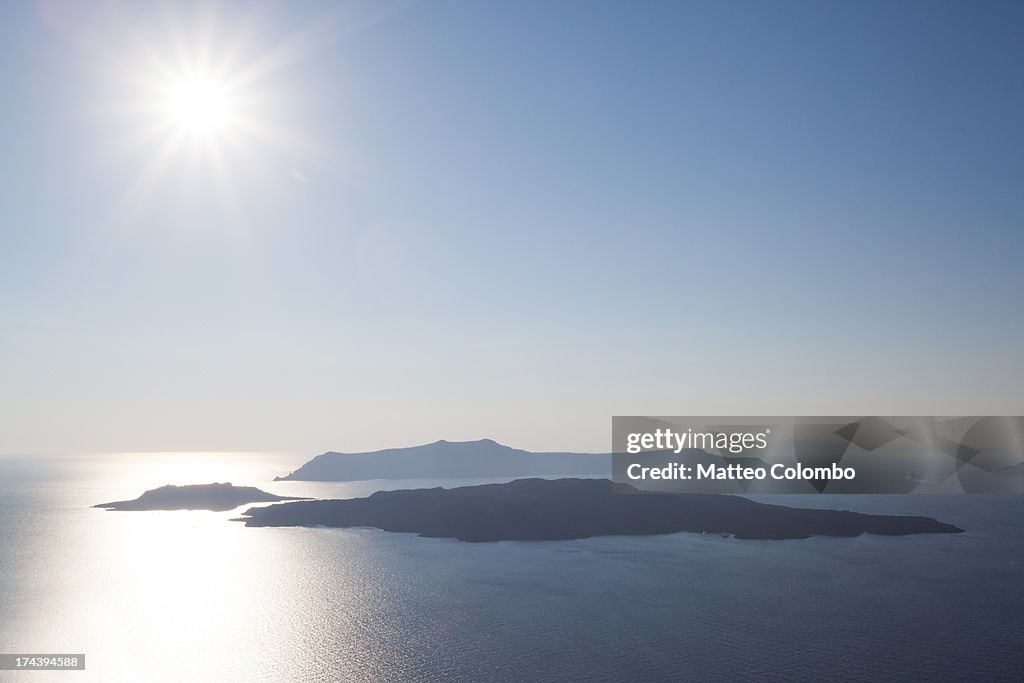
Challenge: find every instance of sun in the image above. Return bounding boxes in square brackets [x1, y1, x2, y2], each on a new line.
[160, 73, 235, 139]
[94, 3, 334, 220]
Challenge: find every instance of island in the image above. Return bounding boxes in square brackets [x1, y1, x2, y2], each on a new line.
[237, 478, 964, 541]
[275, 438, 609, 482]
[94, 483, 310, 512]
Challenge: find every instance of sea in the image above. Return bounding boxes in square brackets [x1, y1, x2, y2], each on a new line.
[0, 452, 1022, 682]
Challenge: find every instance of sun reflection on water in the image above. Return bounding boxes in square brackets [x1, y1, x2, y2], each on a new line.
[0, 452, 394, 682]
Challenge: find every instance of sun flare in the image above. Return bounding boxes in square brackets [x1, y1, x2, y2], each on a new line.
[96, 4, 327, 219]
[160, 74, 235, 138]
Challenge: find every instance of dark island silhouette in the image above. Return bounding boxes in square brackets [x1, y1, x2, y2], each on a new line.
[94, 483, 309, 512]
[238, 478, 964, 541]
[275, 438, 610, 482]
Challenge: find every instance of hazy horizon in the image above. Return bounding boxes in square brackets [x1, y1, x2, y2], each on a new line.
[3, 0, 1022, 456]
[2, 436, 611, 459]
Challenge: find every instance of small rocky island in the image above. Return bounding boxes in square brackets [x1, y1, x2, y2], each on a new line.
[95, 483, 309, 512]
[237, 478, 964, 541]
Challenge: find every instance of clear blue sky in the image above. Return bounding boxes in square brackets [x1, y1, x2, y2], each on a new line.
[1, 0, 1021, 454]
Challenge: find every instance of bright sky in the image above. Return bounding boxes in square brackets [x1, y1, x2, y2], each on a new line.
[1, 1, 1022, 455]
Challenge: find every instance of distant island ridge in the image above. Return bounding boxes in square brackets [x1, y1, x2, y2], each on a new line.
[275, 438, 611, 481]
[94, 483, 309, 511]
[277, 437, 1024, 490]
[239, 478, 964, 542]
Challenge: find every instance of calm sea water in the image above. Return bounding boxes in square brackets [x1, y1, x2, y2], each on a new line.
[1, 452, 1022, 682]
